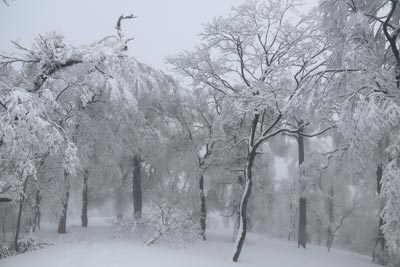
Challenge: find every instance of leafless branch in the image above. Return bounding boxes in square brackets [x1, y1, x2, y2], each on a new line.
[33, 59, 83, 92]
[55, 80, 81, 101]
[94, 65, 114, 79]
[300, 125, 336, 138]
[116, 14, 137, 39]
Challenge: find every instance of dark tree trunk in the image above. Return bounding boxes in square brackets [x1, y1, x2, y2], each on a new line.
[199, 173, 207, 240]
[132, 155, 142, 220]
[232, 113, 261, 262]
[2, 208, 6, 240]
[316, 218, 322, 246]
[58, 173, 70, 234]
[232, 176, 243, 242]
[288, 200, 293, 241]
[297, 123, 307, 249]
[288, 177, 297, 241]
[15, 199, 24, 253]
[14, 175, 29, 253]
[232, 150, 255, 262]
[32, 190, 42, 232]
[116, 170, 128, 221]
[326, 186, 334, 250]
[298, 197, 307, 248]
[81, 169, 89, 228]
[373, 164, 386, 264]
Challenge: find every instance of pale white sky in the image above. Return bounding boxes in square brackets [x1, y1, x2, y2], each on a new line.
[0, 0, 318, 71]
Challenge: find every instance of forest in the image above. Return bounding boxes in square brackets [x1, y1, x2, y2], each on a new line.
[1, 0, 400, 266]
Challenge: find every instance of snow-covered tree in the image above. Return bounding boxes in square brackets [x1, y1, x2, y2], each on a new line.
[168, 0, 329, 261]
[319, 0, 400, 264]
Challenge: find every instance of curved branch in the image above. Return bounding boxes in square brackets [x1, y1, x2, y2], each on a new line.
[382, 0, 400, 68]
[33, 59, 83, 92]
[116, 14, 137, 39]
[300, 125, 336, 138]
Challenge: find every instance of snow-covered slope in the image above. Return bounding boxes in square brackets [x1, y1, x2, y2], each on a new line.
[0, 218, 378, 267]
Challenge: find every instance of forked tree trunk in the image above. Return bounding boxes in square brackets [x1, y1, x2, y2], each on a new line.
[232, 150, 255, 262]
[199, 173, 207, 240]
[297, 123, 307, 249]
[81, 169, 89, 228]
[14, 175, 29, 253]
[132, 155, 142, 219]
[58, 172, 70, 234]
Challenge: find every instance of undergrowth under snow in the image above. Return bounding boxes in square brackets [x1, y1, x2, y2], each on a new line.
[0, 217, 379, 267]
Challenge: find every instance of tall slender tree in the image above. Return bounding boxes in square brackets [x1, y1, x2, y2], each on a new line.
[169, 0, 329, 261]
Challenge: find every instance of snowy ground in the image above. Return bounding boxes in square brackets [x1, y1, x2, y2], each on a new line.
[1, 218, 379, 267]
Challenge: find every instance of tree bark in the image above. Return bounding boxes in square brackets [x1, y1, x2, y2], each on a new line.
[32, 190, 42, 232]
[298, 197, 307, 248]
[81, 169, 89, 228]
[288, 177, 297, 241]
[58, 172, 70, 234]
[199, 173, 207, 240]
[326, 186, 334, 250]
[132, 155, 142, 220]
[14, 175, 29, 253]
[116, 169, 128, 221]
[232, 150, 255, 262]
[373, 164, 386, 264]
[288, 200, 293, 241]
[232, 113, 260, 262]
[297, 123, 307, 249]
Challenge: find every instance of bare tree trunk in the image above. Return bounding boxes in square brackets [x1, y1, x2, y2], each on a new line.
[326, 186, 334, 249]
[14, 200, 24, 253]
[232, 177, 243, 242]
[199, 173, 207, 240]
[116, 170, 128, 221]
[132, 155, 142, 220]
[232, 150, 255, 262]
[58, 172, 70, 234]
[288, 200, 293, 241]
[14, 175, 29, 253]
[232, 113, 262, 262]
[297, 123, 307, 249]
[316, 218, 322, 246]
[288, 175, 297, 241]
[2, 207, 7, 242]
[298, 197, 307, 248]
[327, 205, 356, 252]
[373, 164, 386, 264]
[81, 169, 89, 228]
[32, 190, 42, 232]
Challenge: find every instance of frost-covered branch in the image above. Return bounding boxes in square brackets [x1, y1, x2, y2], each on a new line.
[115, 13, 137, 40]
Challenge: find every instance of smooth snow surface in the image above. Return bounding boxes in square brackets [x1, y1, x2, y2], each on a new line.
[0, 218, 379, 267]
